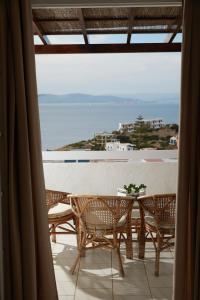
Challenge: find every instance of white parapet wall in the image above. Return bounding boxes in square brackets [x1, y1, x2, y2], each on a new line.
[42, 150, 178, 162]
[43, 160, 178, 196]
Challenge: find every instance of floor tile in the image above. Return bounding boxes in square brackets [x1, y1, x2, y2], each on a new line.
[75, 288, 112, 300]
[147, 275, 173, 288]
[145, 262, 173, 276]
[80, 256, 111, 269]
[144, 251, 173, 260]
[151, 287, 172, 300]
[112, 263, 147, 280]
[79, 266, 112, 277]
[77, 275, 112, 289]
[59, 296, 74, 300]
[113, 280, 151, 296]
[114, 296, 152, 300]
[56, 281, 76, 296]
[54, 266, 77, 282]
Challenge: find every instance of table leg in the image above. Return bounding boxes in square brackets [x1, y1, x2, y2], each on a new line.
[126, 211, 133, 259]
[138, 205, 145, 259]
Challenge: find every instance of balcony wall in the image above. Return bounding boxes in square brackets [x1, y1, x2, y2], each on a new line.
[43, 150, 178, 195]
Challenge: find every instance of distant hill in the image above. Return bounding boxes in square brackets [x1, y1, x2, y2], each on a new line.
[38, 93, 179, 105]
[38, 93, 143, 105]
[117, 93, 179, 104]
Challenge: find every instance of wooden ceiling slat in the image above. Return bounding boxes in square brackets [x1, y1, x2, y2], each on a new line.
[33, 21, 50, 45]
[127, 8, 135, 44]
[35, 16, 178, 23]
[165, 19, 182, 43]
[77, 8, 89, 44]
[34, 28, 181, 35]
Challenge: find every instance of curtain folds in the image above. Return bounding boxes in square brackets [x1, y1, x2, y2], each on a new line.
[0, 1, 58, 299]
[173, 1, 200, 299]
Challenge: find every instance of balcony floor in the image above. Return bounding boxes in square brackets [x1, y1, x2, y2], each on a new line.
[52, 234, 174, 300]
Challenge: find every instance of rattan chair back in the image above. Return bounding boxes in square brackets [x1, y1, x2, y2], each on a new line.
[45, 190, 76, 243]
[46, 189, 70, 210]
[70, 195, 133, 232]
[140, 193, 176, 226]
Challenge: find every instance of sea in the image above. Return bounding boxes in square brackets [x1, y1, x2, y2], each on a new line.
[39, 102, 179, 150]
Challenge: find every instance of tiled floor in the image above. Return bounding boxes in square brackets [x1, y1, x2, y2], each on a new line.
[51, 233, 174, 300]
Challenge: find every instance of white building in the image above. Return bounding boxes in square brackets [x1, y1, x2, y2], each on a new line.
[118, 122, 135, 132]
[119, 118, 164, 132]
[106, 141, 135, 151]
[142, 118, 164, 129]
[95, 132, 116, 146]
[169, 136, 178, 146]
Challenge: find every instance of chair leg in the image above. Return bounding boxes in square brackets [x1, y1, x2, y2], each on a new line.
[80, 231, 86, 257]
[71, 233, 86, 274]
[114, 232, 124, 277]
[71, 251, 81, 275]
[75, 218, 80, 247]
[116, 246, 125, 277]
[126, 230, 133, 259]
[138, 208, 146, 259]
[51, 224, 56, 243]
[126, 213, 133, 259]
[155, 233, 161, 276]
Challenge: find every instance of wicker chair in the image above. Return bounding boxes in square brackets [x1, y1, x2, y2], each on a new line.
[46, 189, 77, 243]
[68, 195, 133, 276]
[139, 194, 176, 276]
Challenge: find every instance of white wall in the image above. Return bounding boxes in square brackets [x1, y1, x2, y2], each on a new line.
[43, 150, 178, 161]
[43, 161, 178, 195]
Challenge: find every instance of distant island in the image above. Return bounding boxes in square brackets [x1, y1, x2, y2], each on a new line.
[38, 93, 179, 105]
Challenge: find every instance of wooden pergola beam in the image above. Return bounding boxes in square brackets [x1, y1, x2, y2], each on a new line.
[35, 43, 181, 54]
[32, 0, 182, 8]
[127, 8, 135, 44]
[165, 19, 182, 43]
[34, 28, 182, 35]
[33, 20, 50, 45]
[34, 16, 179, 23]
[77, 8, 89, 45]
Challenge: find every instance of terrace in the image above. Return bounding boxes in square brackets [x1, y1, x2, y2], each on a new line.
[44, 150, 177, 299]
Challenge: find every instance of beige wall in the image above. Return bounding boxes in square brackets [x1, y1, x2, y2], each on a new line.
[43, 161, 178, 195]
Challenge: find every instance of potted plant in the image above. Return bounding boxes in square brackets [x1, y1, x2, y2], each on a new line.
[118, 183, 146, 196]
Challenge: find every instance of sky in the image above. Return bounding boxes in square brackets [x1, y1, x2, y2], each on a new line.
[35, 34, 182, 97]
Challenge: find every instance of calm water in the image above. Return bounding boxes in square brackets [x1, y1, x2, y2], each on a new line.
[39, 103, 179, 150]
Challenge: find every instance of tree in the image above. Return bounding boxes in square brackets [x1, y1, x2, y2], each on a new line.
[116, 134, 131, 144]
[132, 115, 150, 149]
[169, 123, 179, 133]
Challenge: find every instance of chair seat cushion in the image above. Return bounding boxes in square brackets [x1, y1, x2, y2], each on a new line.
[48, 203, 72, 219]
[85, 213, 127, 231]
[145, 216, 175, 230]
